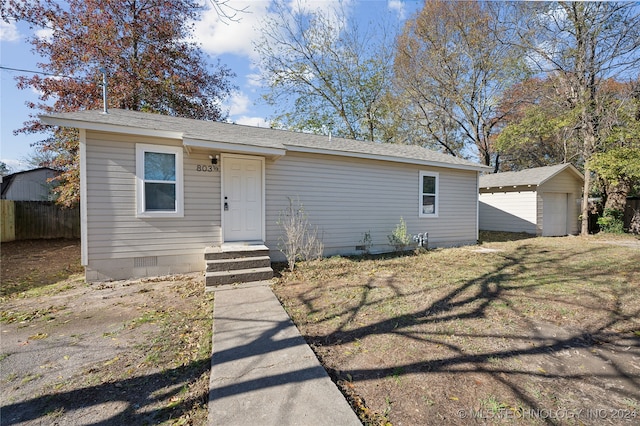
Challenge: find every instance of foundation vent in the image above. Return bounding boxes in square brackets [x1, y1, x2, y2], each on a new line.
[134, 256, 158, 268]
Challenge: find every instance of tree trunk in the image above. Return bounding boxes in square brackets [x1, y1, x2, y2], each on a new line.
[630, 210, 640, 235]
[580, 164, 591, 236]
[604, 180, 630, 212]
[580, 118, 597, 236]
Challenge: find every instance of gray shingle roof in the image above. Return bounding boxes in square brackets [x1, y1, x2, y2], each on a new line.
[41, 109, 490, 171]
[479, 164, 583, 188]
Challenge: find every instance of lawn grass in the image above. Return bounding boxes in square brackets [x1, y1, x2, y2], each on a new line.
[273, 234, 640, 425]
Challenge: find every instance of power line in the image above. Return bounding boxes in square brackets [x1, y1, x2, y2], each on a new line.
[0, 65, 89, 81]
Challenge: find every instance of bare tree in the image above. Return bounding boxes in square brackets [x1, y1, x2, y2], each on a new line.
[394, 0, 529, 168]
[495, 76, 582, 171]
[254, 0, 396, 141]
[206, 0, 248, 24]
[504, 1, 640, 235]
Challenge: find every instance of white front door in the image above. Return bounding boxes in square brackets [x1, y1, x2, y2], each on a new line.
[223, 155, 264, 242]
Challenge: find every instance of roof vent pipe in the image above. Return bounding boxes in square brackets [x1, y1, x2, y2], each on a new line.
[99, 68, 108, 114]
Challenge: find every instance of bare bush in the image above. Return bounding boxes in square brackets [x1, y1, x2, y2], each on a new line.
[277, 197, 324, 271]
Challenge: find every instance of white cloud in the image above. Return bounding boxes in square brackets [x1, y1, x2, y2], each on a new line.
[1, 158, 28, 173]
[287, 0, 354, 42]
[192, 0, 353, 60]
[227, 91, 251, 115]
[387, 0, 406, 20]
[287, 0, 352, 17]
[192, 0, 271, 59]
[245, 72, 264, 88]
[35, 27, 54, 41]
[0, 21, 20, 42]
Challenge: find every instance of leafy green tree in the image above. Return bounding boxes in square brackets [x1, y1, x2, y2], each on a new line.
[254, 0, 395, 141]
[589, 78, 640, 213]
[495, 77, 581, 171]
[2, 0, 235, 206]
[394, 0, 529, 169]
[591, 147, 640, 210]
[0, 161, 11, 177]
[504, 1, 640, 235]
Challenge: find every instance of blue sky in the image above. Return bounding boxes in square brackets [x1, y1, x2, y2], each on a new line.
[0, 0, 421, 172]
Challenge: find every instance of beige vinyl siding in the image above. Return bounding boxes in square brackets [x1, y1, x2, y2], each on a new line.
[479, 190, 537, 234]
[539, 170, 582, 193]
[538, 170, 582, 235]
[85, 131, 220, 263]
[265, 152, 478, 257]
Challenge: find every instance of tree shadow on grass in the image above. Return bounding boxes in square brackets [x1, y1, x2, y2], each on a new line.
[1, 357, 210, 426]
[282, 242, 640, 423]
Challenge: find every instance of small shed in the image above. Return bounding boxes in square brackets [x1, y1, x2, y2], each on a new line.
[0, 167, 59, 201]
[479, 164, 584, 236]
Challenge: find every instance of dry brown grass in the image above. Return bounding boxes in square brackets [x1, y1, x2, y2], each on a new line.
[273, 234, 640, 425]
[1, 240, 213, 425]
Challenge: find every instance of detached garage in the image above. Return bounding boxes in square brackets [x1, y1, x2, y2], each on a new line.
[479, 164, 584, 236]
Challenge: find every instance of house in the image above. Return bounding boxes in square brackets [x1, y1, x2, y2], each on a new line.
[1, 167, 59, 201]
[41, 109, 490, 285]
[479, 164, 584, 236]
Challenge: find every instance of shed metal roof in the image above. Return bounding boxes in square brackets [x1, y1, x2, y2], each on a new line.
[479, 164, 583, 188]
[40, 109, 491, 172]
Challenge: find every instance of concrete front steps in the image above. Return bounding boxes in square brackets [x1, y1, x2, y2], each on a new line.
[205, 243, 273, 288]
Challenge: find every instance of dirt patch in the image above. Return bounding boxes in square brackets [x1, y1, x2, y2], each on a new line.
[1, 240, 213, 425]
[1, 239, 84, 297]
[273, 236, 640, 425]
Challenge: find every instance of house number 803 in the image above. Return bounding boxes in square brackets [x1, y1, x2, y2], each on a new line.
[196, 165, 219, 172]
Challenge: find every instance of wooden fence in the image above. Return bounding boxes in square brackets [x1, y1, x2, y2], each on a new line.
[1, 200, 80, 242]
[1, 200, 16, 242]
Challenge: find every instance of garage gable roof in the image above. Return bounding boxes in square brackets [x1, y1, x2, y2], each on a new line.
[480, 164, 583, 188]
[40, 109, 490, 172]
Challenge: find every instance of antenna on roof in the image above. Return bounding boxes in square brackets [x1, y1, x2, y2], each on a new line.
[99, 68, 108, 114]
[325, 122, 333, 141]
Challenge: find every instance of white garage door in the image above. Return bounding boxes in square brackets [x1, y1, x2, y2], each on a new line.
[542, 193, 568, 236]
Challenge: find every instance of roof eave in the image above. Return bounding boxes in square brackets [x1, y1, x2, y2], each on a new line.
[183, 138, 286, 159]
[538, 164, 584, 185]
[40, 114, 183, 140]
[481, 184, 537, 190]
[286, 145, 491, 172]
[40, 112, 491, 171]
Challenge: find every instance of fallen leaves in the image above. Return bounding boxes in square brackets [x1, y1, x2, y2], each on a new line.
[28, 332, 48, 340]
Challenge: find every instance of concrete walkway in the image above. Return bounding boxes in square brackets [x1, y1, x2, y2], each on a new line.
[208, 282, 362, 426]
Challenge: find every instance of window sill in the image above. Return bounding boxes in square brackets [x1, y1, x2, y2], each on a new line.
[136, 211, 184, 219]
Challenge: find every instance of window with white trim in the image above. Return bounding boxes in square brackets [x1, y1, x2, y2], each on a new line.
[136, 144, 183, 217]
[419, 171, 439, 217]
